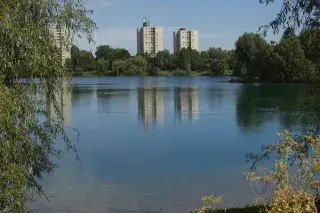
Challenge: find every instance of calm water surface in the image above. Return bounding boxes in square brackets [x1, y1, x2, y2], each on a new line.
[34, 76, 305, 213]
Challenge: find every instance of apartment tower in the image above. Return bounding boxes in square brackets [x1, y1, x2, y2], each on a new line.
[137, 17, 164, 57]
[50, 25, 71, 64]
[173, 28, 199, 53]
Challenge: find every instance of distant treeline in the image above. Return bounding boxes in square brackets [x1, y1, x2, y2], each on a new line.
[66, 45, 235, 76]
[66, 27, 320, 82]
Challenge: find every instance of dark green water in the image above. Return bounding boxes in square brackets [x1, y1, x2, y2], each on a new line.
[34, 76, 307, 213]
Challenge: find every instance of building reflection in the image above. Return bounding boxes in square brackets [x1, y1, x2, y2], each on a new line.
[138, 88, 164, 129]
[174, 87, 199, 122]
[49, 80, 73, 126]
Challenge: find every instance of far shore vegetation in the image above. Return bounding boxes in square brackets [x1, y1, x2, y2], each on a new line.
[67, 27, 319, 84]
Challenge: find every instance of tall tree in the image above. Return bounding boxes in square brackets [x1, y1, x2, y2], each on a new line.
[79, 50, 96, 72]
[234, 32, 269, 79]
[274, 37, 315, 82]
[281, 27, 296, 40]
[96, 58, 109, 75]
[71, 45, 81, 70]
[299, 28, 320, 70]
[0, 0, 95, 212]
[155, 49, 174, 70]
[227, 49, 236, 73]
[207, 47, 230, 75]
[95, 45, 130, 69]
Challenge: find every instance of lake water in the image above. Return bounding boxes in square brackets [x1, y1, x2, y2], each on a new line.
[34, 76, 306, 213]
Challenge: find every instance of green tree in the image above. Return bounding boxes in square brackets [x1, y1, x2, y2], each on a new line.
[299, 28, 320, 70]
[96, 58, 109, 75]
[111, 56, 148, 76]
[111, 59, 127, 76]
[227, 49, 236, 73]
[281, 27, 296, 40]
[112, 48, 131, 60]
[64, 58, 73, 72]
[95, 45, 130, 69]
[95, 45, 113, 60]
[174, 48, 201, 72]
[234, 32, 269, 79]
[189, 48, 202, 71]
[155, 49, 174, 70]
[126, 56, 148, 76]
[176, 48, 192, 70]
[207, 47, 230, 75]
[199, 51, 211, 72]
[0, 0, 95, 212]
[274, 37, 315, 82]
[71, 45, 81, 70]
[79, 50, 96, 72]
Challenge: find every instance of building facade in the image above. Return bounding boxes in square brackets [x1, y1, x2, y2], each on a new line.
[137, 17, 164, 57]
[173, 28, 199, 53]
[50, 25, 71, 64]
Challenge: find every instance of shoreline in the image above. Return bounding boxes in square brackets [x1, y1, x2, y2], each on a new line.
[69, 73, 304, 84]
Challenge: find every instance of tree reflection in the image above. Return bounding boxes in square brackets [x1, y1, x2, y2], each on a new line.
[235, 83, 308, 131]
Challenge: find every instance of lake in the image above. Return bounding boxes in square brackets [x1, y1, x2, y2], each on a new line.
[34, 76, 306, 213]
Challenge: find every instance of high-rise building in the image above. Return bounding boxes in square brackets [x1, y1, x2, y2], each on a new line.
[137, 17, 164, 57]
[50, 25, 71, 64]
[173, 28, 199, 53]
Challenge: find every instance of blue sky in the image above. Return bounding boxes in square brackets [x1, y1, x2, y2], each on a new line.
[79, 0, 284, 54]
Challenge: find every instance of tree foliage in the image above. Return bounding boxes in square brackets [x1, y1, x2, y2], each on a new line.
[281, 27, 296, 40]
[259, 0, 320, 34]
[95, 45, 130, 69]
[234, 32, 270, 79]
[234, 30, 318, 82]
[71, 45, 236, 76]
[111, 56, 148, 76]
[0, 0, 95, 212]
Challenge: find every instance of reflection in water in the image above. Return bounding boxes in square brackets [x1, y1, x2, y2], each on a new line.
[174, 87, 199, 122]
[235, 84, 308, 131]
[49, 80, 73, 125]
[138, 88, 164, 128]
[36, 77, 317, 213]
[96, 89, 131, 114]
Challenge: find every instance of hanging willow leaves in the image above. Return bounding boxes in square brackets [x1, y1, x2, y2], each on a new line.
[0, 0, 95, 212]
[259, 0, 320, 35]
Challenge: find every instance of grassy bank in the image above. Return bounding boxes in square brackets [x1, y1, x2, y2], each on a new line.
[196, 199, 320, 212]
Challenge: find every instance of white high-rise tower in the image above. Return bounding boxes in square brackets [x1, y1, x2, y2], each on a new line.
[173, 28, 199, 53]
[137, 17, 164, 57]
